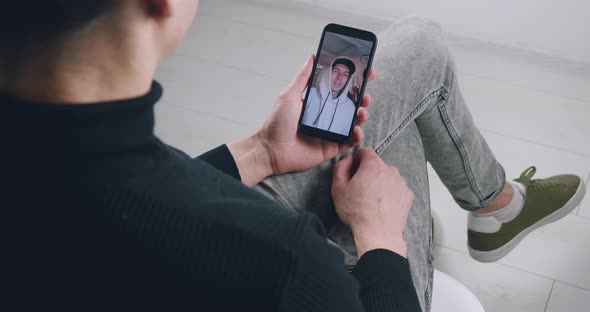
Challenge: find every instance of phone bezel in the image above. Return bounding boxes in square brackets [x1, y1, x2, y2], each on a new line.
[298, 23, 378, 144]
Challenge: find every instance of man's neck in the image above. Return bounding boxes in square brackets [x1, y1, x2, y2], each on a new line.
[0, 25, 159, 104]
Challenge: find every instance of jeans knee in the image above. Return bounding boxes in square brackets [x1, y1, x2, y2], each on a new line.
[382, 17, 444, 48]
[381, 17, 448, 58]
[378, 17, 454, 89]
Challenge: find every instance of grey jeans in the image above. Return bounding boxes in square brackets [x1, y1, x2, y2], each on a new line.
[254, 17, 505, 312]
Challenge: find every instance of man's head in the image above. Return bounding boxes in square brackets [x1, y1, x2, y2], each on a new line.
[0, 0, 200, 101]
[0, 1, 115, 47]
[1, 0, 198, 55]
[330, 58, 356, 96]
[1, 0, 199, 58]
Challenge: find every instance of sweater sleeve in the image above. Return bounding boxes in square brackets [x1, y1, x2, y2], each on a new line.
[352, 250, 422, 312]
[196, 144, 241, 181]
[280, 215, 421, 312]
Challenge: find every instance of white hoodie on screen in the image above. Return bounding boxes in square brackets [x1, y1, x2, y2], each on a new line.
[301, 57, 356, 136]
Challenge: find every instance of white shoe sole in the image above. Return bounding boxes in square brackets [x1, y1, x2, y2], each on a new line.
[469, 178, 587, 263]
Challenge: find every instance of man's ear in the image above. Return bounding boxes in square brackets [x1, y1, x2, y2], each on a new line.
[144, 0, 172, 18]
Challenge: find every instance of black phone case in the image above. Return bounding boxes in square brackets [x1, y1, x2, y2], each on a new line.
[298, 23, 378, 144]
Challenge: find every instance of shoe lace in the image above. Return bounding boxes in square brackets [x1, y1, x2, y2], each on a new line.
[514, 166, 559, 190]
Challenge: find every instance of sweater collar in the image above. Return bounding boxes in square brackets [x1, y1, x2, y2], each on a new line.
[0, 81, 163, 158]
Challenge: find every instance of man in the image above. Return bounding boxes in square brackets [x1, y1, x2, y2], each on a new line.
[1, 1, 585, 312]
[302, 57, 358, 135]
[1, 1, 417, 311]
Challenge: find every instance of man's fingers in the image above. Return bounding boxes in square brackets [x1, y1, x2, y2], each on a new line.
[287, 55, 314, 95]
[360, 93, 372, 108]
[355, 147, 378, 161]
[368, 69, 376, 82]
[333, 153, 354, 187]
[356, 107, 368, 127]
[354, 147, 382, 173]
[353, 126, 365, 145]
[340, 126, 364, 154]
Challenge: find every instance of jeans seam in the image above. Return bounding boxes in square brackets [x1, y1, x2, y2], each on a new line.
[375, 87, 446, 156]
[472, 160, 507, 210]
[435, 93, 486, 202]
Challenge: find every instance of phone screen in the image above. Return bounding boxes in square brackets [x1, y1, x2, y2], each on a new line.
[300, 27, 376, 141]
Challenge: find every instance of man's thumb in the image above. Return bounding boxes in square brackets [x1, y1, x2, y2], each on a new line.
[287, 55, 314, 95]
[332, 153, 353, 187]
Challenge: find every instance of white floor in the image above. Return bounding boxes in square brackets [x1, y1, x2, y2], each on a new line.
[154, 1, 590, 311]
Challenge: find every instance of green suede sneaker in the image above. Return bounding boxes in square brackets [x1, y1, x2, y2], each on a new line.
[468, 166, 586, 263]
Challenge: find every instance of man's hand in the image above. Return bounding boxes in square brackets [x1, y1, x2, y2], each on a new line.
[228, 55, 375, 187]
[260, 55, 374, 173]
[332, 148, 414, 258]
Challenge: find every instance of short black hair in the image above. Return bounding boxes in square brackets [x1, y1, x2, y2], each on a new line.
[332, 58, 356, 75]
[0, 1, 116, 48]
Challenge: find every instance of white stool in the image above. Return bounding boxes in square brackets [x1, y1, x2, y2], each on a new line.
[431, 269, 485, 312]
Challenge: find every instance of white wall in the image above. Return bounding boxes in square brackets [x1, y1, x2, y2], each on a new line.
[296, 0, 590, 65]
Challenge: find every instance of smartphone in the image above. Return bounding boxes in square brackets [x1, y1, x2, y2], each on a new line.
[298, 24, 378, 144]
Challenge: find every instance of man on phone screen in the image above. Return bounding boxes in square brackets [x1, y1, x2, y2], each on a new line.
[302, 57, 357, 135]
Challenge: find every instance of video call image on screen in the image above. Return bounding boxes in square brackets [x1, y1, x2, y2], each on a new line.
[301, 32, 374, 136]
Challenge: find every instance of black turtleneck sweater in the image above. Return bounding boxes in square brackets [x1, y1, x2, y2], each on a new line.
[0, 81, 420, 312]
